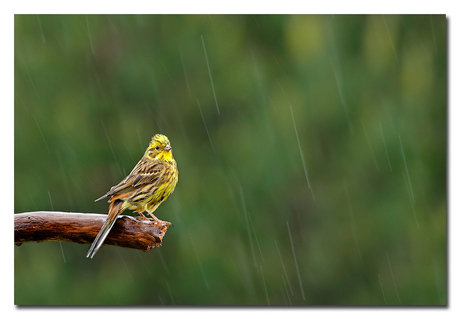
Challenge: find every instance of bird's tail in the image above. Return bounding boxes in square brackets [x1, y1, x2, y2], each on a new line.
[86, 200, 123, 259]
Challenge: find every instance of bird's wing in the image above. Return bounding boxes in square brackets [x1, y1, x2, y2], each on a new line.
[95, 158, 164, 201]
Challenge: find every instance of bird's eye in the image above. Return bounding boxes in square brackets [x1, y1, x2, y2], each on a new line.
[155, 146, 160, 150]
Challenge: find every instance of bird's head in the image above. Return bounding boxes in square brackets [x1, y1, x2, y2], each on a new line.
[146, 134, 174, 162]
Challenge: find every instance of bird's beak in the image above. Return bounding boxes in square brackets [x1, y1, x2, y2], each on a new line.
[164, 144, 172, 151]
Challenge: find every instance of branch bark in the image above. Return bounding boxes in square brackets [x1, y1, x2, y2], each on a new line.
[14, 211, 171, 252]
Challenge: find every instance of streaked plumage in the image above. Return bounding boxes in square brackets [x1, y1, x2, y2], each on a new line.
[86, 134, 178, 259]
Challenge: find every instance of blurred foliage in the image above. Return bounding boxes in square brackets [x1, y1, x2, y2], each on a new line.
[14, 14, 446, 305]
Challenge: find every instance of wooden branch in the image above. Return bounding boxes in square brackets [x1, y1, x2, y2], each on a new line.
[14, 211, 171, 252]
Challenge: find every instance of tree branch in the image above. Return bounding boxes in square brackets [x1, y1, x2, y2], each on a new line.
[14, 211, 171, 252]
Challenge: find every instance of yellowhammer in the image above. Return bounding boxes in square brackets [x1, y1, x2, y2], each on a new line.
[86, 133, 179, 259]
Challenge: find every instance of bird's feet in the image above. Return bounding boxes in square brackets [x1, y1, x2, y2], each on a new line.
[137, 211, 150, 221]
[145, 209, 172, 227]
[153, 217, 172, 227]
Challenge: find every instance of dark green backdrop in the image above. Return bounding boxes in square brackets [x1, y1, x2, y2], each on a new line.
[14, 15, 446, 305]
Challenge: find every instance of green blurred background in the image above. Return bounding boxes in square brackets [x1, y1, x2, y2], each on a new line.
[14, 15, 446, 305]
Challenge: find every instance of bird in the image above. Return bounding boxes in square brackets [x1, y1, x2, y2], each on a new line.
[86, 133, 179, 259]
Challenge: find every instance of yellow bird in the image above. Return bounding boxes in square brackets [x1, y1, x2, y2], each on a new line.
[87, 134, 179, 259]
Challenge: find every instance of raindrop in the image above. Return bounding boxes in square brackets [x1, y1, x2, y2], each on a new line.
[382, 15, 398, 62]
[32, 113, 50, 153]
[36, 15, 46, 44]
[201, 35, 220, 115]
[289, 103, 314, 200]
[137, 127, 145, 154]
[329, 54, 353, 135]
[344, 180, 363, 264]
[275, 79, 314, 200]
[144, 103, 163, 132]
[117, 248, 135, 284]
[158, 57, 178, 88]
[399, 136, 419, 227]
[165, 279, 174, 305]
[92, 70, 108, 105]
[399, 135, 414, 202]
[379, 122, 393, 172]
[100, 119, 122, 176]
[418, 38, 431, 62]
[403, 173, 419, 228]
[197, 99, 216, 153]
[378, 273, 387, 305]
[260, 265, 270, 305]
[273, 55, 289, 81]
[86, 15, 94, 55]
[70, 175, 84, 195]
[281, 275, 292, 305]
[49, 191, 66, 263]
[386, 251, 401, 303]
[179, 46, 192, 98]
[361, 120, 380, 172]
[287, 221, 305, 301]
[156, 249, 170, 275]
[136, 251, 153, 277]
[247, 207, 264, 263]
[239, 185, 258, 266]
[252, 16, 262, 29]
[274, 240, 294, 295]
[123, 141, 136, 163]
[188, 231, 210, 289]
[48, 191, 54, 210]
[429, 15, 439, 58]
[27, 190, 37, 210]
[23, 60, 40, 101]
